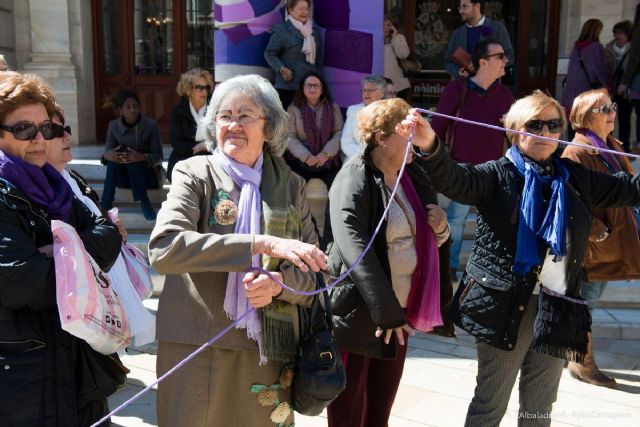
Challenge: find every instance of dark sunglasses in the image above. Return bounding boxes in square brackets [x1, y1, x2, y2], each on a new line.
[0, 122, 58, 140]
[523, 118, 564, 134]
[484, 52, 506, 60]
[591, 102, 617, 114]
[50, 123, 72, 138]
[193, 84, 211, 92]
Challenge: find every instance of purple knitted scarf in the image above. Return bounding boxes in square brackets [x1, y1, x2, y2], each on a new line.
[0, 149, 73, 221]
[580, 129, 622, 172]
[300, 100, 334, 156]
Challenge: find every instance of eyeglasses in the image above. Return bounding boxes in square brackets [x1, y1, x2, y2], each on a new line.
[523, 118, 564, 134]
[215, 113, 265, 127]
[591, 102, 617, 114]
[50, 123, 72, 137]
[0, 122, 58, 140]
[193, 84, 211, 92]
[304, 83, 321, 89]
[362, 88, 382, 94]
[484, 52, 506, 60]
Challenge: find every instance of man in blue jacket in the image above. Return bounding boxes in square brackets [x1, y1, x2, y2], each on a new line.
[444, 0, 514, 78]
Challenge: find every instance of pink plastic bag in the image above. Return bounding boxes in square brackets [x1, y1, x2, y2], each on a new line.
[52, 220, 131, 354]
[108, 208, 154, 299]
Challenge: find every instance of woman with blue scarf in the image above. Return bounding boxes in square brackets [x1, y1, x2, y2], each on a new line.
[401, 90, 640, 426]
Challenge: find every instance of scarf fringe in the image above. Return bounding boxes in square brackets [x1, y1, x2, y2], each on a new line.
[531, 288, 590, 364]
[261, 300, 297, 363]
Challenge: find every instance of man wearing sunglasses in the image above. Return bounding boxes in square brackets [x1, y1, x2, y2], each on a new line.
[431, 38, 514, 281]
[444, 0, 514, 78]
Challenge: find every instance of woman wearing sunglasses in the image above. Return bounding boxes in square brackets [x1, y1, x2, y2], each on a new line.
[561, 89, 640, 388]
[167, 68, 213, 182]
[403, 90, 640, 426]
[0, 71, 122, 426]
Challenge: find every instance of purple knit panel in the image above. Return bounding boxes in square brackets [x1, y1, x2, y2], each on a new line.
[314, 0, 350, 29]
[324, 29, 372, 74]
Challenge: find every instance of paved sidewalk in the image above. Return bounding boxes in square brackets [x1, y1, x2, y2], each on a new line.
[108, 300, 640, 427]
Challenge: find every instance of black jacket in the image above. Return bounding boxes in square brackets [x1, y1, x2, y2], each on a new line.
[420, 142, 640, 350]
[328, 153, 452, 359]
[0, 177, 122, 426]
[167, 97, 210, 181]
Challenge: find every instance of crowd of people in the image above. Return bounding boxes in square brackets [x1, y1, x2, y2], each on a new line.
[2, 1, 640, 427]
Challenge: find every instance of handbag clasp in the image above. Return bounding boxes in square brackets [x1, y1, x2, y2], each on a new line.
[319, 351, 333, 361]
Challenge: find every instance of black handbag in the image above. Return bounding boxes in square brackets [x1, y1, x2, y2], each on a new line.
[292, 272, 347, 416]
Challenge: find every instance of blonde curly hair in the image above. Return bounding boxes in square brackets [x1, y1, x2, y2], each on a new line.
[176, 68, 214, 97]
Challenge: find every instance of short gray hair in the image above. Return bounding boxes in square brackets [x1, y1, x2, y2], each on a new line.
[203, 74, 288, 156]
[361, 75, 387, 91]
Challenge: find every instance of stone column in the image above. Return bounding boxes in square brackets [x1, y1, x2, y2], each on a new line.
[23, 0, 81, 143]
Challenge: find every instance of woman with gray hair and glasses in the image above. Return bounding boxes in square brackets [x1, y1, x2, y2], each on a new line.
[148, 74, 327, 427]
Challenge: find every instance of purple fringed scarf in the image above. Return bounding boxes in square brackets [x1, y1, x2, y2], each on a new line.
[301, 100, 334, 158]
[580, 129, 622, 172]
[400, 173, 443, 332]
[213, 148, 267, 362]
[0, 149, 73, 221]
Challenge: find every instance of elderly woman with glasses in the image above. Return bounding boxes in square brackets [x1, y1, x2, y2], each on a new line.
[148, 74, 327, 427]
[167, 68, 214, 182]
[561, 89, 640, 388]
[0, 72, 122, 426]
[404, 90, 640, 426]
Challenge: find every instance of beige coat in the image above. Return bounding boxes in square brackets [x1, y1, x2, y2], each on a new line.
[148, 153, 318, 351]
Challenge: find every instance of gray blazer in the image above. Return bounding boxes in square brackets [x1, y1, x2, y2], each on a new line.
[264, 20, 323, 91]
[444, 18, 514, 78]
[148, 154, 317, 350]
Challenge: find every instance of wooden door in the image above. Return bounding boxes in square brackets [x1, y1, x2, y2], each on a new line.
[92, 0, 185, 143]
[514, 0, 561, 97]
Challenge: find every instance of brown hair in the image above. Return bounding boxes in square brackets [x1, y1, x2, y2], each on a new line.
[613, 20, 633, 39]
[357, 98, 410, 152]
[176, 68, 214, 97]
[287, 0, 312, 12]
[577, 19, 603, 43]
[569, 88, 610, 131]
[0, 71, 56, 129]
[504, 90, 566, 144]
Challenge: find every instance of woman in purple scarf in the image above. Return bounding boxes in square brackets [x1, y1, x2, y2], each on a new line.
[562, 88, 640, 388]
[148, 74, 327, 427]
[0, 71, 122, 426]
[327, 98, 452, 427]
[285, 71, 343, 246]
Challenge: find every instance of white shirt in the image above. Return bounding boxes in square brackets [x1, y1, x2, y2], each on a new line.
[340, 103, 365, 161]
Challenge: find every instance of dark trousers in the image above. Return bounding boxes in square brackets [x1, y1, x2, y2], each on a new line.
[277, 89, 296, 110]
[102, 161, 150, 206]
[327, 340, 409, 427]
[613, 94, 640, 152]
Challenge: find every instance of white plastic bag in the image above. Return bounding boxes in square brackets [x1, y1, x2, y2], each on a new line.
[53, 220, 131, 354]
[107, 208, 156, 346]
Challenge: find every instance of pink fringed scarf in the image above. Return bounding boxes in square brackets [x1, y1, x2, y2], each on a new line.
[399, 173, 443, 332]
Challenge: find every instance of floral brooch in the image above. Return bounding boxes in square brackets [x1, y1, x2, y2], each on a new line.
[208, 190, 238, 226]
[250, 366, 295, 427]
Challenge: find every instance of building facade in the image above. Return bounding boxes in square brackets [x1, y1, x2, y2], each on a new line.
[0, 0, 636, 144]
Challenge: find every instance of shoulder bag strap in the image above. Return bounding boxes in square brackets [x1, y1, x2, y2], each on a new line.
[577, 50, 598, 88]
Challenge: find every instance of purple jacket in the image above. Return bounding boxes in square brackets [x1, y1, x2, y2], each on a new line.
[562, 41, 611, 112]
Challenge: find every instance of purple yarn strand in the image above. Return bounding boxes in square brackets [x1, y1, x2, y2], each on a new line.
[416, 108, 640, 160]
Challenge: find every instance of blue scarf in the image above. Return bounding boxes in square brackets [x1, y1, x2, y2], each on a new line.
[506, 145, 569, 274]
